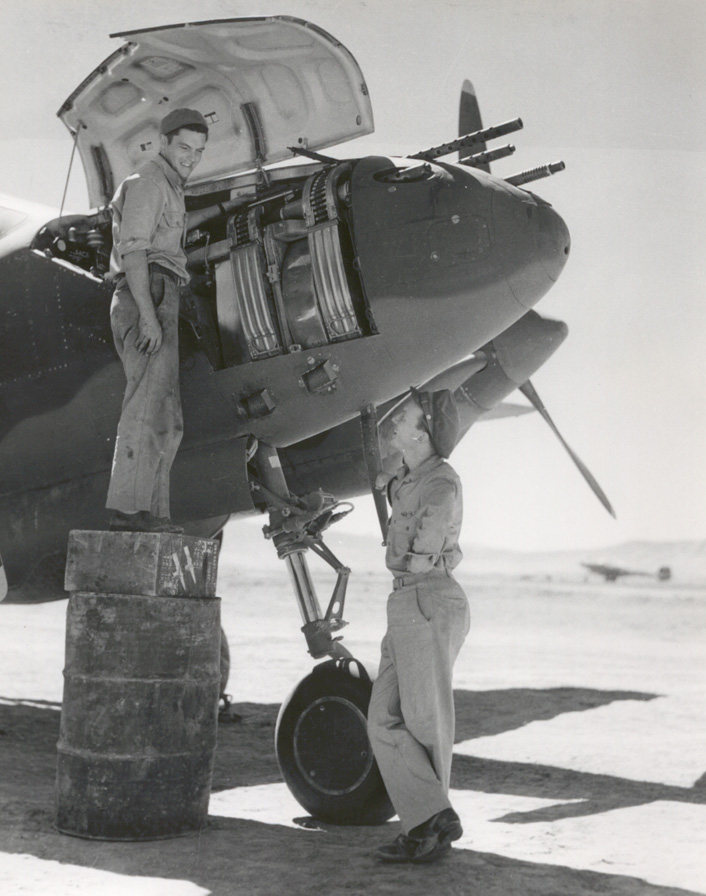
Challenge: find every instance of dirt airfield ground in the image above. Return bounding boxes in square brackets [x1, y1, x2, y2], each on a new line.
[1, 543, 705, 895]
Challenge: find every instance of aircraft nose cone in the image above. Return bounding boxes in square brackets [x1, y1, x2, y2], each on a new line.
[491, 182, 571, 310]
[535, 201, 570, 282]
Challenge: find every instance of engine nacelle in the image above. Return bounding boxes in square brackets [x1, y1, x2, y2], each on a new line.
[455, 311, 568, 438]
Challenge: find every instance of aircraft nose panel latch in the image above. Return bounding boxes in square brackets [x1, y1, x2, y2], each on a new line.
[301, 359, 338, 394]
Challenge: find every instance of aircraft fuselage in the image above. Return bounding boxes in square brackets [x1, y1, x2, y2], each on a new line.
[0, 154, 569, 595]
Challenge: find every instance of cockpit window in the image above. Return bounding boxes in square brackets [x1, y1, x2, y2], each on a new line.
[0, 206, 27, 240]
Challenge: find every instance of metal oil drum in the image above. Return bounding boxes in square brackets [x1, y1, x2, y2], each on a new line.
[55, 591, 221, 840]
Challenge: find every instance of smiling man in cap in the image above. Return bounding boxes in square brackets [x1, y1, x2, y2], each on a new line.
[368, 387, 471, 863]
[106, 108, 240, 533]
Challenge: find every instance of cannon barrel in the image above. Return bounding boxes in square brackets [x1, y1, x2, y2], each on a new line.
[506, 161, 566, 187]
[460, 144, 516, 169]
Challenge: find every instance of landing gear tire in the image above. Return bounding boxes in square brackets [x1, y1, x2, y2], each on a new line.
[275, 659, 394, 825]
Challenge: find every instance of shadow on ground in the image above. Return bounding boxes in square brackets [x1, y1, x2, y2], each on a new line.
[0, 690, 703, 896]
[450, 687, 706, 823]
[453, 686, 658, 741]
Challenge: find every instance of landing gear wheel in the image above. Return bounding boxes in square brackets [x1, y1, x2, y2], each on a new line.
[275, 659, 394, 825]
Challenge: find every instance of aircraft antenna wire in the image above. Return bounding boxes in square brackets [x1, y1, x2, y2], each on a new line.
[59, 125, 82, 223]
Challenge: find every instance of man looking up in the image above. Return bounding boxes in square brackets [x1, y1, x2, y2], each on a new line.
[106, 107, 238, 533]
[368, 388, 470, 864]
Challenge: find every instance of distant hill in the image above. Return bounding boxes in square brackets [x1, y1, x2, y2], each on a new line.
[220, 519, 706, 585]
[458, 539, 706, 585]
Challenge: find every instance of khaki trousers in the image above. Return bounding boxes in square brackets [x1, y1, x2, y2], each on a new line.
[368, 571, 470, 834]
[106, 268, 183, 518]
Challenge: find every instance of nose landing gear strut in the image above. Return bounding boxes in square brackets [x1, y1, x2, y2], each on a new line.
[258, 479, 353, 661]
[249, 443, 393, 824]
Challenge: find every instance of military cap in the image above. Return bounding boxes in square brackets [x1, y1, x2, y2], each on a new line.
[410, 387, 461, 458]
[160, 108, 209, 136]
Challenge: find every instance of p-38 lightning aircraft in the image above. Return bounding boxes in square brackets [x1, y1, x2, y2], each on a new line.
[582, 562, 671, 583]
[0, 17, 613, 824]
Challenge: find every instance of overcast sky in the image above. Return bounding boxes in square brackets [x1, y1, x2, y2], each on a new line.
[1, 0, 704, 551]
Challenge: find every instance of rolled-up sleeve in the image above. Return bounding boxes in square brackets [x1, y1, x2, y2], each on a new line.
[115, 174, 164, 258]
[408, 477, 459, 572]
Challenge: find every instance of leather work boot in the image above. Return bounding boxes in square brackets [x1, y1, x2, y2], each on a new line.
[374, 834, 419, 863]
[407, 808, 463, 863]
[374, 809, 463, 864]
[108, 510, 184, 534]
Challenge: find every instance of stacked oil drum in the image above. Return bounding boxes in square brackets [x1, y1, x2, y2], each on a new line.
[56, 530, 221, 840]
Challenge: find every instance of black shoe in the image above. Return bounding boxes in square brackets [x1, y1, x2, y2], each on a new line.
[109, 511, 184, 534]
[374, 810, 463, 865]
[374, 834, 419, 863]
[108, 511, 142, 532]
[408, 808, 463, 864]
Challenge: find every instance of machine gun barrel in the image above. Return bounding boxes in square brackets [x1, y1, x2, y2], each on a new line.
[409, 118, 523, 162]
[460, 144, 516, 169]
[506, 161, 566, 186]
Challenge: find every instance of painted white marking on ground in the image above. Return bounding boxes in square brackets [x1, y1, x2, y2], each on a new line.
[209, 781, 706, 892]
[451, 789, 706, 894]
[208, 783, 322, 830]
[0, 698, 60, 711]
[0, 853, 209, 896]
[455, 694, 706, 788]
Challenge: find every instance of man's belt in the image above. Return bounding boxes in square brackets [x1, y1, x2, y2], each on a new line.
[392, 569, 452, 590]
[113, 263, 181, 289]
[393, 575, 417, 590]
[149, 263, 180, 282]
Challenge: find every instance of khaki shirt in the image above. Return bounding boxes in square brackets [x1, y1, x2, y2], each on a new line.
[108, 154, 188, 283]
[385, 454, 463, 577]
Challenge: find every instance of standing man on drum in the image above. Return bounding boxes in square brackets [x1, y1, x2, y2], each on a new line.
[105, 107, 237, 533]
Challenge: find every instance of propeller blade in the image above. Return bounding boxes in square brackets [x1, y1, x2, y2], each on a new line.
[458, 79, 488, 168]
[519, 380, 616, 518]
[480, 401, 534, 420]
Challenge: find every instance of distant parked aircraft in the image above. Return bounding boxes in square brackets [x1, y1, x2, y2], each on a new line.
[582, 563, 672, 583]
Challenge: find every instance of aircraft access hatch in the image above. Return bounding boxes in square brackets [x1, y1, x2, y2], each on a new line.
[58, 17, 374, 209]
